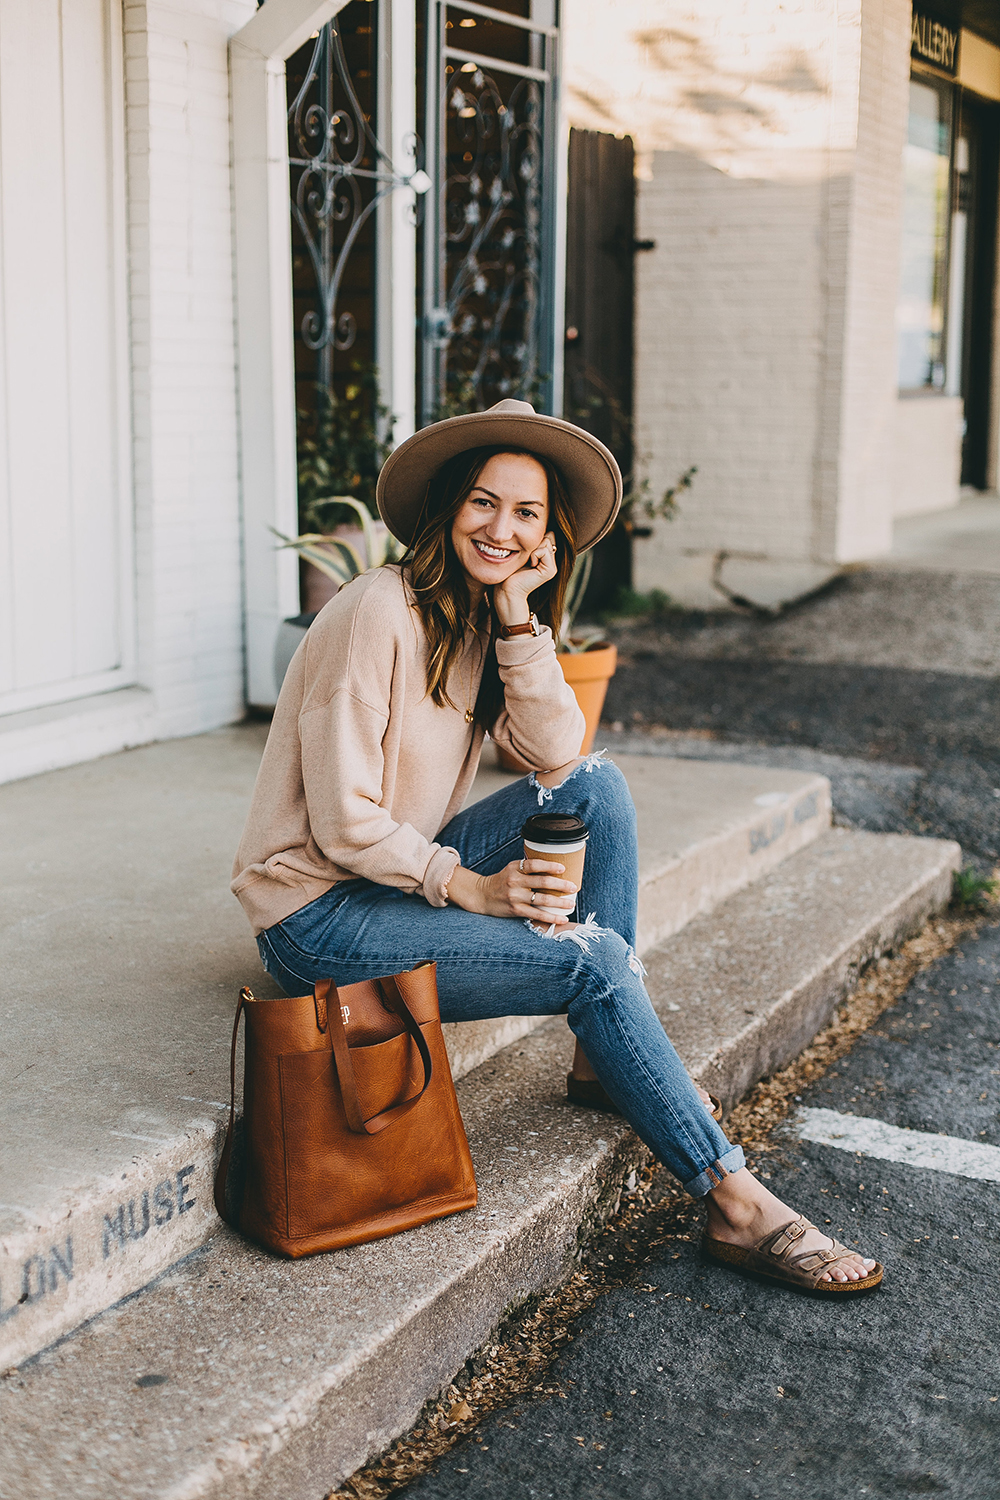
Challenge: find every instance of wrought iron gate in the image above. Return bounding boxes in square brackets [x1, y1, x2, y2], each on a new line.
[286, 0, 561, 495]
[419, 0, 560, 423]
[286, 4, 430, 524]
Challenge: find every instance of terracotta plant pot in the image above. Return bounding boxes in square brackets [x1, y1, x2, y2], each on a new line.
[560, 641, 618, 753]
[495, 641, 617, 771]
[300, 557, 340, 616]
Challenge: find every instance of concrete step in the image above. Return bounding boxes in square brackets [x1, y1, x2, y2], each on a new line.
[0, 828, 959, 1500]
[441, 751, 829, 1079]
[0, 729, 828, 1369]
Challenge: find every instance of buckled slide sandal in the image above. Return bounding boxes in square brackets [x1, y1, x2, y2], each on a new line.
[702, 1214, 883, 1294]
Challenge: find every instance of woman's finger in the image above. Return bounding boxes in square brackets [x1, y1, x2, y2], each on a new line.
[511, 875, 576, 899]
[512, 894, 576, 917]
[517, 877, 577, 895]
[519, 902, 569, 923]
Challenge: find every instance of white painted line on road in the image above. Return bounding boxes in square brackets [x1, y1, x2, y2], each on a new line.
[795, 1108, 1000, 1183]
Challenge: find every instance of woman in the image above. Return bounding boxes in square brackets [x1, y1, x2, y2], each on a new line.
[233, 399, 881, 1294]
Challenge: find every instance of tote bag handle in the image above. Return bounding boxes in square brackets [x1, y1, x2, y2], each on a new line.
[317, 975, 434, 1136]
[214, 976, 435, 1225]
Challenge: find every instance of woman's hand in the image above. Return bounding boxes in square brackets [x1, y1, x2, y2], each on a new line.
[446, 858, 577, 925]
[492, 532, 558, 628]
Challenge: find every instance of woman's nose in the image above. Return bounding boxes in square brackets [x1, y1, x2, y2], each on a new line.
[484, 510, 514, 542]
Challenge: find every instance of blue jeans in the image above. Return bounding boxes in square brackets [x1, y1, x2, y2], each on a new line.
[257, 755, 745, 1197]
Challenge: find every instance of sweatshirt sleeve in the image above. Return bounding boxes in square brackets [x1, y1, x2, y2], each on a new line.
[490, 624, 585, 770]
[296, 589, 460, 905]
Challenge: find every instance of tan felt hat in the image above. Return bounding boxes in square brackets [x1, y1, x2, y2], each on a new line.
[376, 399, 623, 553]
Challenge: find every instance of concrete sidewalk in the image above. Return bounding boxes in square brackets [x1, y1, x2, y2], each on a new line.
[887, 492, 1000, 575]
[0, 726, 960, 1497]
[1, 725, 828, 1368]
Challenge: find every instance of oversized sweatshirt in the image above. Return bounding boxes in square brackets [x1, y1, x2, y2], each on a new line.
[232, 565, 585, 934]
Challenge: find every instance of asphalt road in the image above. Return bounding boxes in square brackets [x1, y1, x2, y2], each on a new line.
[597, 570, 1000, 870]
[401, 920, 1000, 1500]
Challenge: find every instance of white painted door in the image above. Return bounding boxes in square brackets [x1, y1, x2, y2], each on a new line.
[0, 0, 132, 717]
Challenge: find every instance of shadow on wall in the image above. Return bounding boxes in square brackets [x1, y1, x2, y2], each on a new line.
[566, 15, 833, 173]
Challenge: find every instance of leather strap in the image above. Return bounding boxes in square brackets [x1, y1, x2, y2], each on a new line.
[213, 985, 252, 1227]
[500, 613, 539, 638]
[768, 1219, 807, 1257]
[321, 976, 434, 1136]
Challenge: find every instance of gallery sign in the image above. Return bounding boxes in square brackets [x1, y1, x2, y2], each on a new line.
[911, 10, 960, 75]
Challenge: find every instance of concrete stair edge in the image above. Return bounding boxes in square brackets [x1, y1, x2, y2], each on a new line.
[2, 765, 831, 1369]
[687, 837, 960, 1106]
[635, 772, 830, 955]
[0, 830, 960, 1500]
[163, 1132, 641, 1500]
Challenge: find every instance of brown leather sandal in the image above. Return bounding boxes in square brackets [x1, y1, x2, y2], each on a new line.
[703, 1214, 883, 1294]
[566, 1072, 724, 1123]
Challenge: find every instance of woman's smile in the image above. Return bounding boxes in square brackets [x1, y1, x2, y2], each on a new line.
[471, 538, 516, 562]
[450, 451, 550, 598]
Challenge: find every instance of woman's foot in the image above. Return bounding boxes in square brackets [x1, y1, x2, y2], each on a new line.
[706, 1168, 877, 1284]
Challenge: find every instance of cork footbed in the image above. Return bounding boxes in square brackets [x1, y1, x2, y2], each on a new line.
[703, 1233, 884, 1295]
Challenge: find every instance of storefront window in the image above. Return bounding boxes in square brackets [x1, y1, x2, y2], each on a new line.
[896, 76, 953, 392]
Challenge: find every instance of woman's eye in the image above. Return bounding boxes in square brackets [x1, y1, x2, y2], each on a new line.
[472, 497, 493, 509]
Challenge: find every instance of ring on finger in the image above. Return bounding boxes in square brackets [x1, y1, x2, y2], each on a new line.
[529, 891, 536, 905]
[519, 857, 525, 872]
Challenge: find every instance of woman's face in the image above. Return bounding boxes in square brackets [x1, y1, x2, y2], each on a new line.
[450, 451, 549, 592]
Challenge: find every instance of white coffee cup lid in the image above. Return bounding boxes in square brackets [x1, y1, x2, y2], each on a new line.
[523, 837, 588, 855]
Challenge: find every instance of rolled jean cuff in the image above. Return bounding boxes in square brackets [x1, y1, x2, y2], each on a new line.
[683, 1145, 747, 1199]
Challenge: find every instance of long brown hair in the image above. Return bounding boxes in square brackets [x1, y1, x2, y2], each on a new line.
[404, 446, 578, 729]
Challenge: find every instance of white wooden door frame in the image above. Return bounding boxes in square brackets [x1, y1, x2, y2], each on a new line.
[232, 0, 424, 706]
[377, 0, 418, 451]
[230, 0, 347, 709]
[0, 0, 135, 720]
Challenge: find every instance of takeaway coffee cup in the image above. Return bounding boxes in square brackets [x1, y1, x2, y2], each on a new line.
[522, 813, 589, 913]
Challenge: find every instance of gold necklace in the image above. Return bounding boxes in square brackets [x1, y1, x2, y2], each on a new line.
[463, 632, 482, 724]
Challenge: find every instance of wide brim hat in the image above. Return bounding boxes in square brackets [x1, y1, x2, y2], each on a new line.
[376, 399, 623, 553]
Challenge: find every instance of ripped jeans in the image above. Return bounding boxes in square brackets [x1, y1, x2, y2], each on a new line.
[256, 755, 744, 1198]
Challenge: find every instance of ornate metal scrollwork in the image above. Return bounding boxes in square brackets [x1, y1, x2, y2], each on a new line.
[288, 24, 429, 362]
[436, 64, 543, 413]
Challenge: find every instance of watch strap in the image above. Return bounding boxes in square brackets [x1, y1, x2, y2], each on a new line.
[500, 613, 540, 639]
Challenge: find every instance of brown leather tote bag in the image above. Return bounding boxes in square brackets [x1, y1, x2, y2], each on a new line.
[213, 962, 477, 1257]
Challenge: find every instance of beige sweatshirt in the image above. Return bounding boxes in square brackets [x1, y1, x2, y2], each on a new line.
[232, 565, 585, 934]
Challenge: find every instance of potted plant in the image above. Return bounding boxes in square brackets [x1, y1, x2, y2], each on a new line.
[492, 548, 613, 771]
[295, 372, 393, 608]
[271, 497, 405, 688]
[553, 548, 617, 755]
[494, 466, 695, 769]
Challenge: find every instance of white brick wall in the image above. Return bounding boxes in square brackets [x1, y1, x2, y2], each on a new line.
[123, 0, 255, 740]
[831, 0, 911, 560]
[563, 0, 914, 604]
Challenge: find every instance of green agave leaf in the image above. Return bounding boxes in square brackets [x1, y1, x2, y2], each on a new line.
[271, 528, 364, 584]
[559, 551, 593, 646]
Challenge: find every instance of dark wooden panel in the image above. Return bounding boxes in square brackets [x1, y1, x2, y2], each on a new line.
[563, 128, 636, 603]
[960, 96, 999, 489]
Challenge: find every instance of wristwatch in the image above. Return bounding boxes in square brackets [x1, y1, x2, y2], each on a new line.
[500, 613, 541, 639]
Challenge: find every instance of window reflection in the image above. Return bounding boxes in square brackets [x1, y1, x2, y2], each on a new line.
[897, 77, 953, 392]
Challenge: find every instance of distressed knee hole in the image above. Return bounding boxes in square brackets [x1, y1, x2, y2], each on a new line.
[524, 913, 645, 981]
[528, 748, 611, 805]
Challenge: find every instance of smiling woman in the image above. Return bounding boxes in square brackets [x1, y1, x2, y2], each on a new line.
[232, 397, 883, 1290]
[405, 446, 577, 731]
